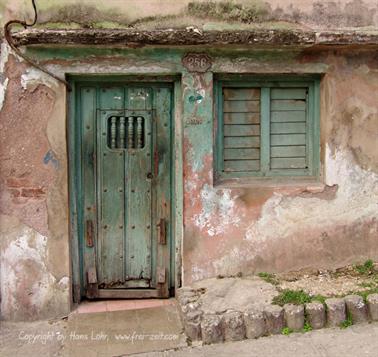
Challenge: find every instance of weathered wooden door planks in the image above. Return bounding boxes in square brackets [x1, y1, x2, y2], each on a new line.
[79, 83, 172, 298]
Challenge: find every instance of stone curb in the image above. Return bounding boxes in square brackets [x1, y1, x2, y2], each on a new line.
[177, 288, 378, 344]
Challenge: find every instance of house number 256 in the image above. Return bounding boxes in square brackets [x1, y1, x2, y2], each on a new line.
[182, 53, 212, 73]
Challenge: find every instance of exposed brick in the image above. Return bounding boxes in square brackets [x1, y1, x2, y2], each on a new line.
[7, 188, 21, 198]
[21, 187, 45, 198]
[6, 177, 31, 188]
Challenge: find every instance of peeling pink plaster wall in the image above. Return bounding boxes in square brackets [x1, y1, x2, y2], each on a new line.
[182, 50, 378, 285]
[0, 40, 377, 319]
[0, 45, 70, 321]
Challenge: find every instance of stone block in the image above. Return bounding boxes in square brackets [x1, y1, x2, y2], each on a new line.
[201, 314, 223, 344]
[184, 320, 201, 341]
[284, 304, 304, 331]
[367, 294, 378, 321]
[244, 308, 266, 339]
[183, 310, 202, 341]
[181, 301, 201, 315]
[178, 294, 199, 306]
[264, 305, 285, 334]
[344, 295, 368, 323]
[222, 311, 246, 341]
[305, 302, 325, 329]
[325, 298, 346, 327]
[176, 287, 198, 305]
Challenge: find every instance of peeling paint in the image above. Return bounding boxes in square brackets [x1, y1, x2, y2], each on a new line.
[43, 150, 60, 169]
[245, 147, 378, 242]
[0, 77, 8, 111]
[1, 38, 378, 320]
[192, 184, 242, 237]
[238, 146, 378, 264]
[0, 223, 69, 321]
[21, 67, 59, 90]
[0, 42, 11, 74]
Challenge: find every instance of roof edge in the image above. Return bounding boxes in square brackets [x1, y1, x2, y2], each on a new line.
[10, 28, 378, 47]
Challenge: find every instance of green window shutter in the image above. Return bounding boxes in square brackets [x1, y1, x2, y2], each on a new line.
[222, 88, 261, 173]
[217, 78, 319, 180]
[269, 87, 308, 172]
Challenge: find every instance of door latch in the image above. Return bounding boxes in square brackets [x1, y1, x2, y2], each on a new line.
[86, 220, 94, 247]
[157, 218, 166, 245]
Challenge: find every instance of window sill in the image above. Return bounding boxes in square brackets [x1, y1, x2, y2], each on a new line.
[214, 176, 325, 191]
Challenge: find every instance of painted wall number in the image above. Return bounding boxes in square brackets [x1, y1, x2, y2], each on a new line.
[182, 53, 212, 72]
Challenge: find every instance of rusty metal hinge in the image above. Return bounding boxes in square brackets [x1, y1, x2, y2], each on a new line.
[86, 266, 98, 299]
[157, 218, 166, 245]
[86, 220, 94, 247]
[157, 267, 166, 284]
[87, 267, 98, 284]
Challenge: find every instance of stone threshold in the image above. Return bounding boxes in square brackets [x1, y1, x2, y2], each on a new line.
[71, 298, 175, 314]
[10, 28, 378, 47]
[177, 287, 378, 345]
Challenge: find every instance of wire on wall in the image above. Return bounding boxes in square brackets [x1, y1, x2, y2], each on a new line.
[4, 0, 72, 91]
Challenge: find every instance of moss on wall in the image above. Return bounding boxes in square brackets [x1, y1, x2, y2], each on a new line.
[1, 0, 377, 30]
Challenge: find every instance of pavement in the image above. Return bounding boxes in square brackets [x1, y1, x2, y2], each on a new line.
[139, 322, 378, 357]
[1, 299, 378, 357]
[0, 299, 187, 357]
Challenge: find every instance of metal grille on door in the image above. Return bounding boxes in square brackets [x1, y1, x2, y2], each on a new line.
[107, 116, 145, 149]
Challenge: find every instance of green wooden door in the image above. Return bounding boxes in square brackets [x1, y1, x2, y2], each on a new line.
[80, 84, 172, 298]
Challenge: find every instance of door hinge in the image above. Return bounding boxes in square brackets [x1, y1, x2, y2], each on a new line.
[86, 266, 98, 299]
[157, 218, 166, 245]
[157, 266, 166, 284]
[86, 219, 94, 247]
[87, 266, 98, 284]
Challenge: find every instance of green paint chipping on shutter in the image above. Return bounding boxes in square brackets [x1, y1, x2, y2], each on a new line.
[222, 88, 261, 173]
[217, 78, 320, 180]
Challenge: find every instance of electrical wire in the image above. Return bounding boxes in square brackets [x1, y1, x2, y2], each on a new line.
[4, 0, 72, 91]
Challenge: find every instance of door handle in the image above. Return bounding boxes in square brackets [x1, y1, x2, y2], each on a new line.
[157, 218, 166, 245]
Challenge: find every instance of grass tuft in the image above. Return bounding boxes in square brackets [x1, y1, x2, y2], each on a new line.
[340, 311, 353, 329]
[303, 322, 313, 332]
[272, 289, 312, 306]
[282, 327, 293, 335]
[258, 272, 279, 285]
[355, 259, 375, 275]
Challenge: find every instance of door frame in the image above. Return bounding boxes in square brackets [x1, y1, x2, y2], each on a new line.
[67, 75, 183, 302]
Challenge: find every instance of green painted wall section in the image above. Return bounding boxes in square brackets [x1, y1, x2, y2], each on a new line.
[182, 71, 214, 172]
[25, 46, 305, 62]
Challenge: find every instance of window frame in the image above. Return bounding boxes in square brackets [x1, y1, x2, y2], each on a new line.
[215, 75, 320, 184]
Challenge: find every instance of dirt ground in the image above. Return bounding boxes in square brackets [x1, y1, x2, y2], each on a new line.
[275, 262, 378, 297]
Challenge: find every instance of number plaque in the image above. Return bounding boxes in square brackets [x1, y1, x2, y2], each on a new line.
[182, 53, 212, 73]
